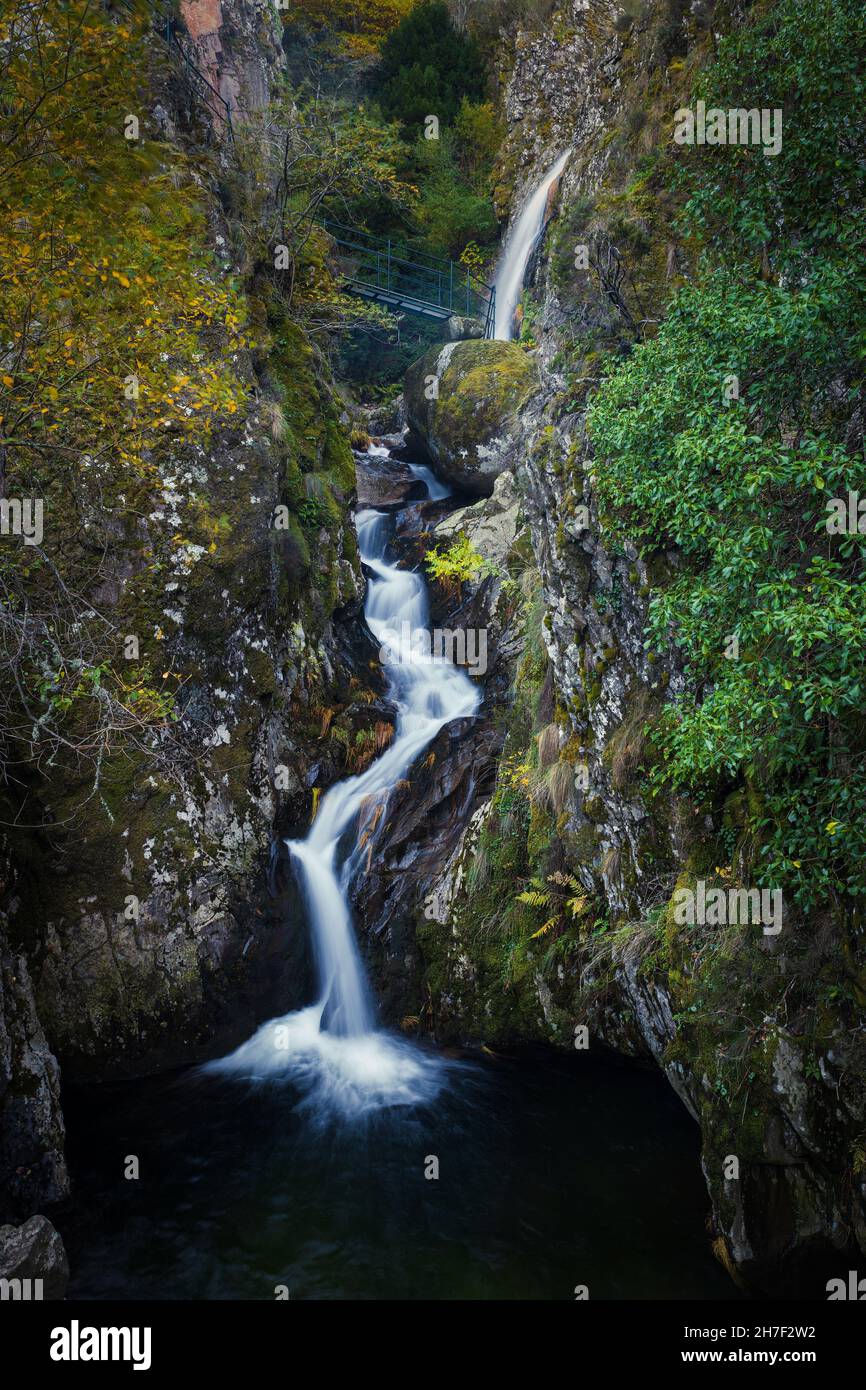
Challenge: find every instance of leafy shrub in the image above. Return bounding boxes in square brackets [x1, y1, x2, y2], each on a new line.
[587, 0, 866, 913]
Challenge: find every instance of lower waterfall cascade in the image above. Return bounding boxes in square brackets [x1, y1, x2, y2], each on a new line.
[204, 447, 479, 1114]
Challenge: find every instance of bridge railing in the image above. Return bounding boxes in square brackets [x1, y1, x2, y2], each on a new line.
[322, 220, 496, 337]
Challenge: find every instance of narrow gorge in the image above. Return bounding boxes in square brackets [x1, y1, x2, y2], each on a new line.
[1, 0, 864, 1313]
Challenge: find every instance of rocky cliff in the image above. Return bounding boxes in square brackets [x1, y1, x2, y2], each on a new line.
[400, 0, 866, 1296]
[2, 0, 862, 1307]
[0, 0, 377, 1225]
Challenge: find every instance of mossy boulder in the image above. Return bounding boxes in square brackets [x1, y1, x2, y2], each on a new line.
[404, 339, 538, 496]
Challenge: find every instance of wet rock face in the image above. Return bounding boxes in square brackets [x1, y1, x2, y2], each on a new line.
[0, 920, 68, 1221]
[352, 716, 501, 1027]
[404, 340, 538, 496]
[0, 1214, 69, 1301]
[354, 462, 524, 1025]
[355, 452, 426, 510]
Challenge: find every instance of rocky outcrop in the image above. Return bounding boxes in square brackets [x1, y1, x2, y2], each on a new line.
[2, 1, 369, 1088]
[0, 1215, 69, 1300]
[179, 0, 286, 122]
[405, 0, 866, 1297]
[493, 0, 620, 218]
[445, 314, 484, 342]
[14, 338, 365, 1083]
[433, 468, 521, 572]
[355, 451, 425, 509]
[404, 339, 537, 496]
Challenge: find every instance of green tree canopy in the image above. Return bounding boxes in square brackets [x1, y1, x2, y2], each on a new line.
[373, 0, 486, 129]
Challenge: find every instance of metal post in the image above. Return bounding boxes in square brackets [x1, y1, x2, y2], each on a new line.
[386, 240, 391, 292]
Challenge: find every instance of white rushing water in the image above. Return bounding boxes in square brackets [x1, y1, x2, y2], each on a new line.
[493, 149, 572, 341]
[406, 461, 451, 501]
[205, 448, 479, 1115]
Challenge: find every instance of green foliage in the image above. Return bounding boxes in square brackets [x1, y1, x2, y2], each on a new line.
[673, 0, 866, 276]
[424, 531, 495, 591]
[587, 0, 866, 913]
[516, 871, 589, 938]
[373, 1, 486, 130]
[453, 97, 503, 181]
[297, 496, 334, 530]
[284, 0, 414, 60]
[230, 93, 413, 337]
[408, 128, 497, 256]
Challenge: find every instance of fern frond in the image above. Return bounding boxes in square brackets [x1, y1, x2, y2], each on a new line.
[517, 889, 552, 909]
[530, 917, 557, 939]
[549, 870, 580, 890]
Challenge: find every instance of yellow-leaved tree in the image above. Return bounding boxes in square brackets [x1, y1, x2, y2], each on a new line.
[0, 0, 248, 787]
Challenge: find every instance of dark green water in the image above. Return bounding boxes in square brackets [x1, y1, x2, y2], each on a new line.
[60, 1045, 738, 1301]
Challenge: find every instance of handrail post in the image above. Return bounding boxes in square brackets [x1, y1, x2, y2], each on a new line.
[449, 261, 453, 311]
[387, 239, 391, 291]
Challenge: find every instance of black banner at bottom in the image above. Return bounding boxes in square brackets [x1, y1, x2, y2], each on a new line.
[1, 1296, 861, 1375]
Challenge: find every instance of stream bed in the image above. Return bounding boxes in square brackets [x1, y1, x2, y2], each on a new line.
[61, 1047, 738, 1301]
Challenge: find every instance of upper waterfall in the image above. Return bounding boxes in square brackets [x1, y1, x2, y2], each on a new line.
[493, 149, 571, 341]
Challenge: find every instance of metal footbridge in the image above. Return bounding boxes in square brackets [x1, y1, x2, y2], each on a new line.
[321, 220, 496, 337]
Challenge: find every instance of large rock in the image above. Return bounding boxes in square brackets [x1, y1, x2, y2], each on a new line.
[445, 314, 484, 342]
[0, 1215, 69, 1299]
[433, 469, 521, 572]
[355, 451, 425, 509]
[0, 929, 68, 1221]
[404, 339, 538, 497]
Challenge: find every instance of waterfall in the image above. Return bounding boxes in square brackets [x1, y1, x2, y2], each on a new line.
[406, 461, 451, 501]
[494, 149, 572, 341]
[204, 447, 479, 1113]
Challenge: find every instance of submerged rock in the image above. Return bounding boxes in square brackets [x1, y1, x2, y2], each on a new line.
[404, 339, 538, 496]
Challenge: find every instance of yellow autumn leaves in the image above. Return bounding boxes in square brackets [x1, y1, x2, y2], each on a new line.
[0, 3, 248, 486]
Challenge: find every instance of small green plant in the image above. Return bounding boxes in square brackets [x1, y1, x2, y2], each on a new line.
[516, 870, 590, 937]
[424, 532, 496, 596]
[297, 497, 333, 531]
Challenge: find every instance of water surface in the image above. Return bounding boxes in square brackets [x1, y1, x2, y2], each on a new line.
[62, 1047, 738, 1301]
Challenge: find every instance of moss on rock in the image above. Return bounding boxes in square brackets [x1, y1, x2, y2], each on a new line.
[404, 339, 538, 496]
